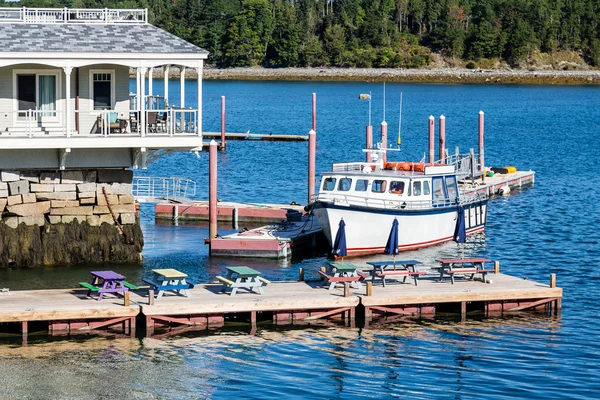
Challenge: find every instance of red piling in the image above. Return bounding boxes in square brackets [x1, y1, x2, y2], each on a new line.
[209, 140, 218, 243]
[308, 129, 316, 203]
[439, 115, 446, 164]
[380, 121, 388, 163]
[220, 96, 226, 150]
[366, 125, 373, 162]
[479, 110, 485, 172]
[312, 93, 317, 132]
[428, 115, 435, 164]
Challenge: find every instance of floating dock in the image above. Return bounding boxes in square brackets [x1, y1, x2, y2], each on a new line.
[203, 132, 308, 141]
[155, 201, 305, 225]
[462, 170, 535, 197]
[0, 268, 562, 340]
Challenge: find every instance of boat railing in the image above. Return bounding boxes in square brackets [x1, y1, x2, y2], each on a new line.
[332, 162, 377, 172]
[314, 191, 486, 210]
[437, 152, 484, 182]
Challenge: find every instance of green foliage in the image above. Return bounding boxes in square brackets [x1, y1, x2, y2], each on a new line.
[6, 0, 600, 69]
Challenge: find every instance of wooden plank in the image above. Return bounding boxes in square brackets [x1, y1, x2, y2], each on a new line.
[506, 298, 556, 312]
[304, 307, 352, 321]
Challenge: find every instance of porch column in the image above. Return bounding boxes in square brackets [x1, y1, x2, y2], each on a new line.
[164, 65, 169, 106]
[136, 67, 141, 121]
[140, 67, 147, 137]
[148, 67, 153, 97]
[63, 66, 72, 138]
[197, 60, 203, 137]
[180, 66, 186, 133]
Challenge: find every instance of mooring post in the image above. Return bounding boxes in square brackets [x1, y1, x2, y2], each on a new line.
[312, 92, 317, 132]
[380, 121, 388, 163]
[308, 129, 316, 204]
[148, 289, 155, 305]
[298, 268, 305, 281]
[22, 321, 28, 335]
[429, 115, 435, 164]
[232, 207, 239, 229]
[461, 301, 467, 317]
[439, 115, 446, 164]
[478, 110, 485, 173]
[209, 139, 218, 242]
[550, 273, 557, 288]
[343, 282, 350, 297]
[494, 261, 500, 274]
[366, 281, 373, 296]
[124, 291, 130, 306]
[366, 125, 373, 162]
[220, 96, 226, 150]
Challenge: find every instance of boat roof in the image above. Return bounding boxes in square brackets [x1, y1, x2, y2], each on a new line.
[324, 163, 456, 178]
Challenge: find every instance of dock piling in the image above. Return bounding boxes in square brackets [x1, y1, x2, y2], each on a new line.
[232, 207, 238, 229]
[429, 115, 435, 164]
[124, 291, 130, 306]
[366, 125, 373, 162]
[439, 115, 446, 164]
[479, 111, 485, 173]
[308, 129, 316, 203]
[220, 96, 226, 150]
[209, 140, 218, 242]
[550, 273, 557, 288]
[366, 282, 373, 296]
[494, 261, 500, 274]
[148, 289, 155, 305]
[312, 92, 317, 132]
[343, 282, 350, 297]
[298, 268, 304, 281]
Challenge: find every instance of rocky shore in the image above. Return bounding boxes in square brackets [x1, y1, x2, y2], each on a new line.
[142, 66, 600, 85]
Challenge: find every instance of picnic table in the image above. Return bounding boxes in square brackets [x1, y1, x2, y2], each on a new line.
[143, 268, 193, 299]
[318, 261, 365, 291]
[79, 270, 138, 301]
[434, 257, 493, 284]
[216, 266, 270, 296]
[365, 260, 426, 287]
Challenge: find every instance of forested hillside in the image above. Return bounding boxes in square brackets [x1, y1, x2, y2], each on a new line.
[6, 0, 600, 69]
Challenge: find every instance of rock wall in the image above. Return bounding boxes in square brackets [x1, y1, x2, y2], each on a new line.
[0, 169, 143, 268]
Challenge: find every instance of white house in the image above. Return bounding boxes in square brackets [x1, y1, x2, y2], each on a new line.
[0, 7, 208, 170]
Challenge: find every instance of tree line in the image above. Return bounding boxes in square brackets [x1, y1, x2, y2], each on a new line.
[8, 0, 600, 69]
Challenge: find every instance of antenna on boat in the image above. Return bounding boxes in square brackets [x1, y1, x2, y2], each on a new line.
[397, 92, 403, 147]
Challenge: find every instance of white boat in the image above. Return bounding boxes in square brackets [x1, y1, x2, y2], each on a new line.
[310, 151, 488, 257]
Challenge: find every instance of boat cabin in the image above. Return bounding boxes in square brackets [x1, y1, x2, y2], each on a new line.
[318, 163, 461, 208]
[0, 7, 208, 169]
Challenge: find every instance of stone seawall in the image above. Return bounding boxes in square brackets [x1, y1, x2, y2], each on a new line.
[0, 169, 143, 268]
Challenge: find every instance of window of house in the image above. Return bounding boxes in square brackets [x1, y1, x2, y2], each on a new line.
[338, 178, 352, 191]
[372, 180, 387, 193]
[355, 179, 369, 191]
[322, 177, 337, 191]
[91, 71, 114, 110]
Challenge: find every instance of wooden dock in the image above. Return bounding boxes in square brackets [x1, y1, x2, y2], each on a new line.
[463, 170, 535, 197]
[203, 132, 308, 141]
[0, 269, 562, 340]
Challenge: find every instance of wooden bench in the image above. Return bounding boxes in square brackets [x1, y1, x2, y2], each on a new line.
[371, 270, 427, 286]
[318, 270, 366, 291]
[142, 278, 193, 292]
[257, 277, 271, 286]
[438, 268, 495, 284]
[216, 276, 235, 286]
[79, 282, 100, 291]
[122, 281, 139, 290]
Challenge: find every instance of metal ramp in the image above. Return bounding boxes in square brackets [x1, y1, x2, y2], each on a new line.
[132, 176, 197, 203]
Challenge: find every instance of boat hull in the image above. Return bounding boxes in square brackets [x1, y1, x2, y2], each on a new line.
[313, 200, 488, 257]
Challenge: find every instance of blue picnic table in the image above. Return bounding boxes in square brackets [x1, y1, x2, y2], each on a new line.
[143, 268, 193, 299]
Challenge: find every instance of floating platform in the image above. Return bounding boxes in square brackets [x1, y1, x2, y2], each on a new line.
[203, 132, 308, 141]
[155, 201, 305, 225]
[209, 215, 324, 258]
[0, 269, 562, 340]
[462, 170, 535, 197]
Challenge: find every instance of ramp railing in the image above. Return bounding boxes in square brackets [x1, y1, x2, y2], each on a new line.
[132, 176, 196, 202]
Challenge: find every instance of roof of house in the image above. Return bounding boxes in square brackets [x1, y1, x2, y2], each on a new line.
[0, 23, 208, 55]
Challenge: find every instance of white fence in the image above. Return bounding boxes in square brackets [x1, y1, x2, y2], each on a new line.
[0, 7, 147, 24]
[132, 177, 196, 202]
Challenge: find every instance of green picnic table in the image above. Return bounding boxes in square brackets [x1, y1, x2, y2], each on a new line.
[216, 266, 270, 296]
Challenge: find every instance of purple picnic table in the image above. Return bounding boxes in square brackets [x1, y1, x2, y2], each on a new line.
[88, 270, 129, 301]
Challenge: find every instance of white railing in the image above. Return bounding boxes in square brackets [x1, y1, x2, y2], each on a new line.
[0, 7, 147, 24]
[145, 108, 198, 136]
[313, 191, 487, 211]
[132, 177, 197, 202]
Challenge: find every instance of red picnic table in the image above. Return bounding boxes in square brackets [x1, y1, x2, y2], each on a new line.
[79, 270, 138, 301]
[434, 257, 493, 284]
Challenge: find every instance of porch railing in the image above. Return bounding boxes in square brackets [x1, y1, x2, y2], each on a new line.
[0, 7, 147, 24]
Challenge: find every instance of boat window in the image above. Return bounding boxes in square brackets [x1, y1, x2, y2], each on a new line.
[338, 178, 352, 191]
[322, 177, 336, 191]
[389, 181, 405, 195]
[413, 181, 422, 196]
[372, 180, 387, 193]
[445, 176, 458, 201]
[355, 179, 369, 191]
[432, 177, 448, 204]
[423, 181, 431, 195]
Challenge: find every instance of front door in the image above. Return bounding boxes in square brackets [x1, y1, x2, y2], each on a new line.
[38, 75, 57, 121]
[17, 74, 36, 118]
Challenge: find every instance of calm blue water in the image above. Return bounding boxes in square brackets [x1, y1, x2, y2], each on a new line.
[1, 81, 600, 399]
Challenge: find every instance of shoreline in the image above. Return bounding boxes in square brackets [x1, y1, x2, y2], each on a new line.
[140, 67, 600, 85]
